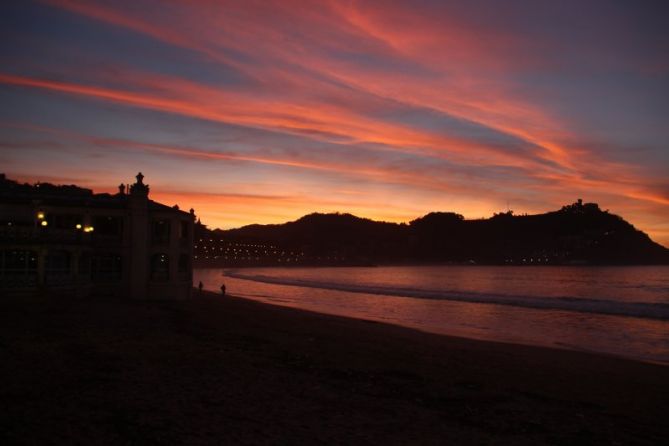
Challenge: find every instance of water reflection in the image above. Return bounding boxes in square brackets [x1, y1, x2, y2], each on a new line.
[194, 266, 669, 364]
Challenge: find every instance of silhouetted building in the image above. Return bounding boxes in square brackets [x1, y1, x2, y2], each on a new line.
[0, 173, 194, 299]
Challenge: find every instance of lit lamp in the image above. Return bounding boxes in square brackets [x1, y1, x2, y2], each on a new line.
[75, 224, 82, 230]
[41, 220, 48, 227]
[37, 212, 45, 220]
[84, 226, 94, 233]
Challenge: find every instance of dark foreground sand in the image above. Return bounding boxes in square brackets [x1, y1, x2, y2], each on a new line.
[1, 292, 668, 445]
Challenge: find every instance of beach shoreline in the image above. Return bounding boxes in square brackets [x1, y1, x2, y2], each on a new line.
[2, 291, 668, 444]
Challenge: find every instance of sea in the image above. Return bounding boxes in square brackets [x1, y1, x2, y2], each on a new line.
[194, 265, 669, 365]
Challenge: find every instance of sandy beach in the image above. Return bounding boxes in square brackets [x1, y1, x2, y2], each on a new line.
[1, 291, 668, 445]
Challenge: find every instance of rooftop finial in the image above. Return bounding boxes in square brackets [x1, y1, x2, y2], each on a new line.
[129, 172, 149, 196]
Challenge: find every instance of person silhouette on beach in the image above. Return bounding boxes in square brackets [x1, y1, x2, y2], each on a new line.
[198, 281, 203, 295]
[220, 283, 226, 296]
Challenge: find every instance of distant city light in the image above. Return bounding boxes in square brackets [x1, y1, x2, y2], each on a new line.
[37, 212, 45, 219]
[41, 220, 48, 226]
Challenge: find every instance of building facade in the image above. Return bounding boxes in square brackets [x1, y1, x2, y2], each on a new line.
[0, 173, 194, 299]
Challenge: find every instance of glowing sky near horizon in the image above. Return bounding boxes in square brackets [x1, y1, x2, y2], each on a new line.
[1, 0, 668, 245]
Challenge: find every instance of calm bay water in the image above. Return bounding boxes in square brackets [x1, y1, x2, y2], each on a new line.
[194, 266, 669, 364]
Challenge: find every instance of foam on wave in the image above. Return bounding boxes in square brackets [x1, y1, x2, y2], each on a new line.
[225, 271, 669, 320]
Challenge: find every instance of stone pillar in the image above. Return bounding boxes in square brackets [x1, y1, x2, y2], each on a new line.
[72, 250, 80, 277]
[169, 218, 179, 286]
[187, 214, 194, 297]
[128, 173, 150, 299]
[37, 247, 47, 290]
[71, 250, 85, 297]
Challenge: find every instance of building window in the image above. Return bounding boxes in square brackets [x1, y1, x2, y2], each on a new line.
[52, 214, 84, 230]
[93, 216, 123, 236]
[150, 253, 169, 281]
[79, 252, 91, 277]
[152, 220, 171, 244]
[46, 250, 70, 274]
[178, 254, 190, 280]
[179, 220, 190, 239]
[91, 255, 122, 282]
[45, 250, 71, 284]
[1, 250, 38, 287]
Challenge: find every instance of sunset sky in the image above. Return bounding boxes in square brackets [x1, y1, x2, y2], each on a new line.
[1, 0, 668, 245]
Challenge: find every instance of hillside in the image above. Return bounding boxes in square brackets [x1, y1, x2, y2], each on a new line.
[194, 200, 669, 266]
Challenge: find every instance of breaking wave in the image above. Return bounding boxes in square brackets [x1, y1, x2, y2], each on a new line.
[225, 271, 669, 321]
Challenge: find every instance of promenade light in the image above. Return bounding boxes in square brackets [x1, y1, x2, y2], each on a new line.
[41, 220, 48, 227]
[76, 224, 82, 229]
[37, 212, 45, 220]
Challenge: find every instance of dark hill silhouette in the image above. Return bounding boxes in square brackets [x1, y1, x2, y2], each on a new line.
[196, 200, 669, 266]
[219, 213, 403, 263]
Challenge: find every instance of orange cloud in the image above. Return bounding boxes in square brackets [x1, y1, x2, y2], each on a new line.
[2, 70, 666, 211]
[38, 1, 624, 177]
[7, 1, 667, 246]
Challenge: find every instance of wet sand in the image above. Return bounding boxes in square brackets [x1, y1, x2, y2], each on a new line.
[1, 291, 668, 445]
